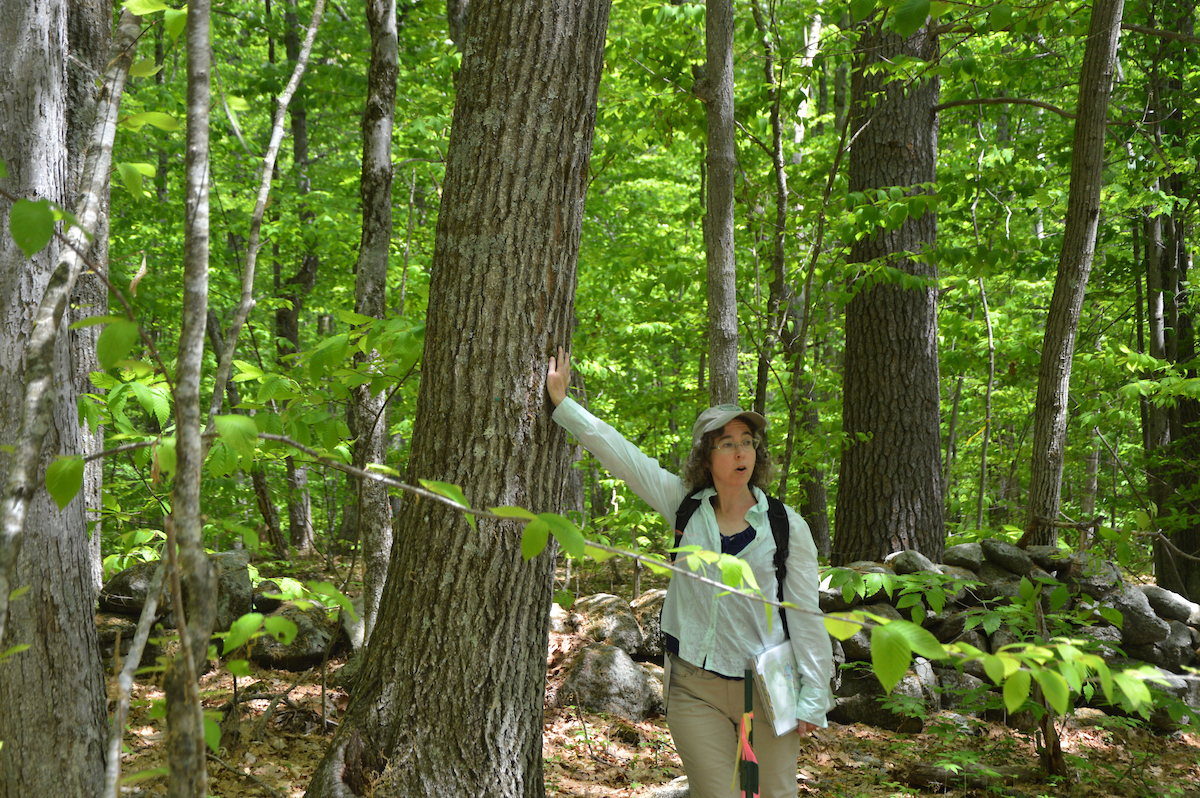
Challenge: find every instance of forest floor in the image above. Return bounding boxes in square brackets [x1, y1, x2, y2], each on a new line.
[112, 562, 1200, 798]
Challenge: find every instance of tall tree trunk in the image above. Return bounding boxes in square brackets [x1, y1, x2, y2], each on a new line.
[704, 0, 738, 404]
[165, 0, 219, 793]
[0, 1, 123, 793]
[304, 1, 610, 794]
[351, 0, 398, 644]
[750, 0, 787, 420]
[1024, 0, 1125, 546]
[833, 15, 943, 565]
[278, 0, 318, 555]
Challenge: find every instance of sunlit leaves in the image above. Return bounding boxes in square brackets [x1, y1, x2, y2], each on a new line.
[9, 199, 54, 257]
[46, 456, 85, 509]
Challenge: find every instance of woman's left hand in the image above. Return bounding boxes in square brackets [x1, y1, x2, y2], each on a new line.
[795, 721, 817, 735]
[546, 346, 571, 407]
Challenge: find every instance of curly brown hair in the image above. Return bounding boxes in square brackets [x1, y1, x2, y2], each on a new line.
[682, 421, 774, 495]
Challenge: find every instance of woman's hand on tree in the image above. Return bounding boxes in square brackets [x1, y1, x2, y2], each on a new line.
[546, 346, 571, 407]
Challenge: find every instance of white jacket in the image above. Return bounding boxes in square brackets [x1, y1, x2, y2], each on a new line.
[553, 397, 833, 727]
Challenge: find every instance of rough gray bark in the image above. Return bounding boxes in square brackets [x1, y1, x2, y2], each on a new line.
[304, 1, 610, 795]
[704, 0, 738, 405]
[447, 0, 470, 50]
[350, 0, 397, 645]
[1024, 0, 1125, 547]
[0, 3, 130, 797]
[164, 0, 219, 793]
[833, 16, 943, 565]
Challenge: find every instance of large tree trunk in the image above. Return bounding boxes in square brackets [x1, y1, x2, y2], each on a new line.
[704, 0, 738, 404]
[0, 0, 115, 793]
[833, 16, 943, 565]
[304, 1, 610, 795]
[1024, 0, 1125, 547]
[349, 0, 398, 645]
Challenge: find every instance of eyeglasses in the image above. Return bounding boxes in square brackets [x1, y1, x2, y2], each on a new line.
[711, 438, 760, 455]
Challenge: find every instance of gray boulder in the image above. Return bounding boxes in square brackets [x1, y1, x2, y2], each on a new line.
[96, 613, 162, 666]
[557, 643, 656, 721]
[887, 550, 938, 575]
[980, 538, 1036, 576]
[1140, 584, 1200, 625]
[575, 593, 644, 657]
[943, 543, 982, 571]
[99, 560, 165, 616]
[1025, 545, 1070, 574]
[1061, 551, 1122, 600]
[252, 580, 284, 614]
[249, 603, 340, 671]
[1077, 625, 1124, 659]
[631, 589, 667, 658]
[549, 601, 579, 634]
[1127, 620, 1195, 673]
[935, 564, 981, 603]
[1101, 584, 1170, 645]
[976, 561, 1024, 604]
[934, 669, 989, 712]
[212, 550, 253, 634]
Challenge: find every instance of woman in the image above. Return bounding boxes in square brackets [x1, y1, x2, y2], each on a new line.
[547, 348, 832, 798]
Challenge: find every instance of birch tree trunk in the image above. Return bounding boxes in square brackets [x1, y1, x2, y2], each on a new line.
[304, 1, 610, 794]
[350, 0, 397, 644]
[1024, 0, 1125, 546]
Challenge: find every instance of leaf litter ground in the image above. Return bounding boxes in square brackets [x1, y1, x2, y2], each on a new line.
[111, 562, 1200, 797]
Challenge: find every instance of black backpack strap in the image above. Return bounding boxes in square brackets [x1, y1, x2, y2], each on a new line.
[669, 488, 705, 563]
[766, 496, 790, 639]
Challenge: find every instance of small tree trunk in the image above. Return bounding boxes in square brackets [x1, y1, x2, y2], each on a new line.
[351, 0, 398, 644]
[1024, 0, 1125, 546]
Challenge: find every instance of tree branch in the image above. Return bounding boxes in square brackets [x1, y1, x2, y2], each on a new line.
[934, 97, 1075, 120]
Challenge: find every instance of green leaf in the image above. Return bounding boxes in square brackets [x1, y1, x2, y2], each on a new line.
[120, 112, 181, 132]
[541, 512, 585, 559]
[214, 414, 259, 461]
[1032, 667, 1070, 714]
[203, 715, 221, 753]
[206, 440, 239, 477]
[850, 0, 876, 22]
[308, 333, 349, 379]
[263, 615, 298, 644]
[521, 517, 550, 561]
[227, 658, 251, 677]
[128, 59, 162, 78]
[0, 643, 31, 664]
[130, 381, 170, 427]
[8, 585, 30, 601]
[124, 0, 168, 12]
[119, 767, 169, 785]
[224, 612, 264, 653]
[0, 159, 7, 178]
[10, 198, 55, 258]
[418, 479, 475, 530]
[490, 505, 537, 521]
[893, 0, 931, 38]
[888, 619, 947, 660]
[870, 621, 912, 693]
[824, 612, 866, 640]
[155, 436, 176, 478]
[306, 581, 357, 619]
[97, 319, 140, 370]
[46, 456, 85, 510]
[1003, 669, 1031, 713]
[164, 7, 187, 39]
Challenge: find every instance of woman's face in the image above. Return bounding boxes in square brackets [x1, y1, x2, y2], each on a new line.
[708, 419, 757, 490]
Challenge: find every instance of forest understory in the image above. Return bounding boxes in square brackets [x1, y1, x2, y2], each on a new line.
[110, 563, 1200, 798]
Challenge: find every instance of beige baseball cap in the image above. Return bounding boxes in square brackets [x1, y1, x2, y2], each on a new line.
[691, 404, 767, 449]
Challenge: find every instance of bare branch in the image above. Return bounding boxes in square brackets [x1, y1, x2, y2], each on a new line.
[934, 97, 1076, 120]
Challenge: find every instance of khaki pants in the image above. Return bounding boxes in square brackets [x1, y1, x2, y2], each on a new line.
[666, 654, 800, 798]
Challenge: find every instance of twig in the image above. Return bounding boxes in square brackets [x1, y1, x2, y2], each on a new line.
[252, 668, 310, 739]
[103, 560, 167, 798]
[206, 752, 287, 798]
